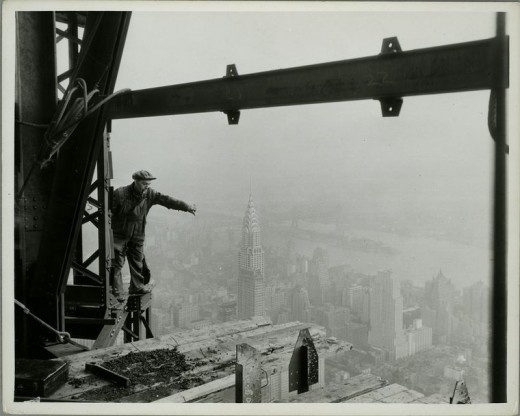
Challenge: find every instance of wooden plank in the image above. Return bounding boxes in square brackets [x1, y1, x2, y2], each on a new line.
[154, 375, 235, 403]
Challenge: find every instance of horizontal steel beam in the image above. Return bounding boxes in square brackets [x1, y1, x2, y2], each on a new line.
[107, 37, 508, 120]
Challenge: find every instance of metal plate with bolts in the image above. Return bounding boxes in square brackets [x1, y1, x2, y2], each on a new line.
[289, 328, 319, 394]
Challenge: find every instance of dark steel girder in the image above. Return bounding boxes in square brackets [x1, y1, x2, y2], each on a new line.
[107, 37, 508, 120]
[31, 12, 131, 329]
[15, 11, 58, 356]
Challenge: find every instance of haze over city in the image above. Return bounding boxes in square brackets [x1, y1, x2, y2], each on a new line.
[102, 10, 495, 288]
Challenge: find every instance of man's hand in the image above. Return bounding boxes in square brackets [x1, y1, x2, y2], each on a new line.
[188, 204, 197, 216]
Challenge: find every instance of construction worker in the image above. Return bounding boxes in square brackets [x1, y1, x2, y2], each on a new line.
[111, 170, 196, 301]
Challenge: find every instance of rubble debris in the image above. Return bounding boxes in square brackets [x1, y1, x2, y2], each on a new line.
[68, 377, 87, 388]
[73, 347, 203, 402]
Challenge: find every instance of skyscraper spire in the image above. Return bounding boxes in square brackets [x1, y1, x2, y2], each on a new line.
[237, 193, 265, 320]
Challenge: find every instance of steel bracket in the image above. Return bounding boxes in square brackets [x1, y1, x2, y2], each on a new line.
[225, 64, 239, 78]
[289, 328, 319, 394]
[127, 292, 152, 311]
[377, 37, 403, 117]
[380, 36, 402, 55]
[223, 64, 241, 125]
[378, 97, 403, 117]
[224, 110, 240, 125]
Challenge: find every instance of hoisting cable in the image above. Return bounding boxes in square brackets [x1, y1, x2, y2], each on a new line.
[15, 77, 131, 199]
[41, 86, 131, 165]
[14, 299, 90, 351]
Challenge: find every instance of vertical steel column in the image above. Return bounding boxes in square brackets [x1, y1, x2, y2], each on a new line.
[143, 308, 153, 338]
[97, 129, 115, 314]
[67, 12, 79, 70]
[491, 12, 508, 403]
[123, 310, 141, 342]
[30, 12, 131, 332]
[15, 12, 57, 355]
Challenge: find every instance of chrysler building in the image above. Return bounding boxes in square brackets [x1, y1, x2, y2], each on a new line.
[237, 194, 265, 319]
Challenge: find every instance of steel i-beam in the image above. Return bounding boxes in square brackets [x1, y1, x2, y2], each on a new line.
[107, 36, 508, 122]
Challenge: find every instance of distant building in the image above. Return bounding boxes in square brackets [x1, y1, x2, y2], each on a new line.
[425, 270, 456, 310]
[151, 308, 169, 337]
[406, 319, 433, 356]
[307, 247, 330, 305]
[237, 195, 266, 319]
[400, 280, 424, 307]
[290, 286, 312, 323]
[171, 302, 199, 328]
[296, 255, 309, 274]
[345, 322, 369, 348]
[349, 285, 371, 323]
[317, 303, 350, 339]
[403, 307, 421, 329]
[266, 286, 286, 321]
[368, 270, 408, 360]
[186, 319, 212, 330]
[424, 270, 456, 343]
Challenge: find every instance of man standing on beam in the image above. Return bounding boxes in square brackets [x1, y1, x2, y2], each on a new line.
[111, 170, 197, 301]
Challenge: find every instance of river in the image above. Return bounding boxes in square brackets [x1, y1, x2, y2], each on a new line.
[262, 221, 492, 290]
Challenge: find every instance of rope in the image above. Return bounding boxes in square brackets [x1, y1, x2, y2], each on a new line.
[14, 299, 89, 351]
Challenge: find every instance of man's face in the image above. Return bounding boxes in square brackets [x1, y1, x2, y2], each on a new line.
[135, 180, 152, 194]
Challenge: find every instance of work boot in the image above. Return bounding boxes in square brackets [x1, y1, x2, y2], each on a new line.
[112, 291, 125, 303]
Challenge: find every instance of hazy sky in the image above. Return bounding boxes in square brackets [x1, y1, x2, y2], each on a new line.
[108, 10, 496, 244]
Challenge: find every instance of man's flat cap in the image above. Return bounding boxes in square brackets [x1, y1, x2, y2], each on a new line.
[132, 170, 156, 181]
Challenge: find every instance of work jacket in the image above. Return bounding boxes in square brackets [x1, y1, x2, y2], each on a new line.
[111, 183, 190, 246]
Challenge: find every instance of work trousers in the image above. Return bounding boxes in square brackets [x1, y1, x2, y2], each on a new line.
[112, 238, 147, 295]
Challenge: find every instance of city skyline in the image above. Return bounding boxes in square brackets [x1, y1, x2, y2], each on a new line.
[140, 188, 492, 401]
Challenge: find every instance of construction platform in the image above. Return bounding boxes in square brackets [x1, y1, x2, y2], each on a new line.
[47, 318, 350, 402]
[44, 318, 446, 403]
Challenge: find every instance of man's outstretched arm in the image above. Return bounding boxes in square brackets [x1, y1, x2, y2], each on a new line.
[150, 190, 196, 215]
